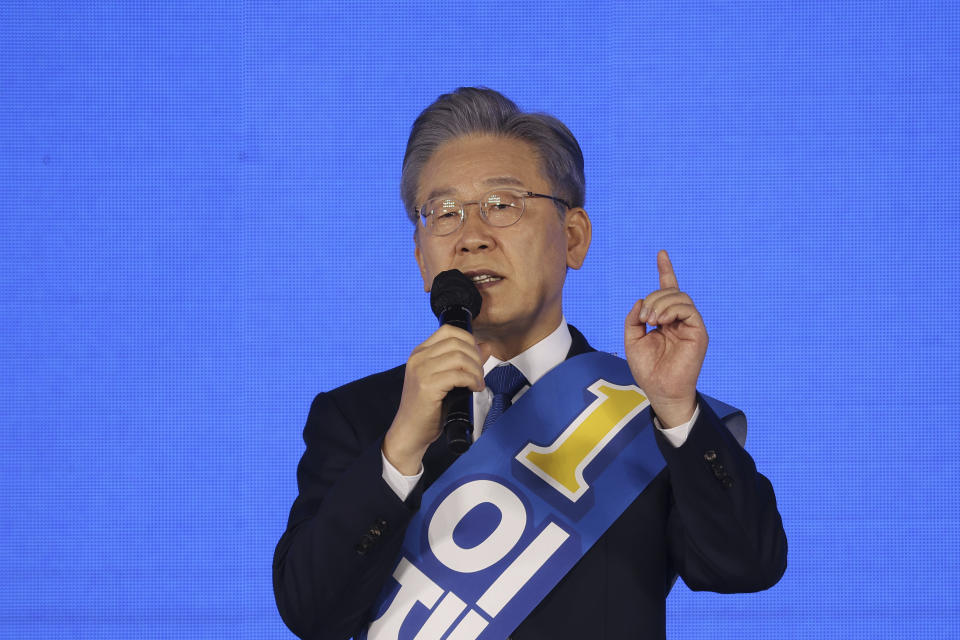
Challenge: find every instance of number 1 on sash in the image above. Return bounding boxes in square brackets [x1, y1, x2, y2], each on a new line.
[516, 381, 648, 502]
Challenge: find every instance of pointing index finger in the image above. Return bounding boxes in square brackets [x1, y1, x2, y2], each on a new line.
[658, 249, 679, 289]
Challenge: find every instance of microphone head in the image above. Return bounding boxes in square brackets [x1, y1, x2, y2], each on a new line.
[430, 269, 482, 320]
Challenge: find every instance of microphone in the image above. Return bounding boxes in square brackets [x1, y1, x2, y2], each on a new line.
[430, 269, 483, 454]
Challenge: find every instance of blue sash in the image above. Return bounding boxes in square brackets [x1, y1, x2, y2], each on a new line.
[361, 352, 743, 640]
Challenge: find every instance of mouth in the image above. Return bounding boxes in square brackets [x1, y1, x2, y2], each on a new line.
[463, 270, 504, 290]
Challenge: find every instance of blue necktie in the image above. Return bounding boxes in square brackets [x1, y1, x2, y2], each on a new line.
[481, 364, 529, 434]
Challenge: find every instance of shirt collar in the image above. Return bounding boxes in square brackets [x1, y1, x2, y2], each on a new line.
[482, 317, 572, 385]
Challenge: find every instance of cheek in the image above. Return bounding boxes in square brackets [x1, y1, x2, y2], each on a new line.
[420, 243, 451, 272]
[417, 247, 441, 288]
[514, 237, 565, 288]
[535, 229, 569, 268]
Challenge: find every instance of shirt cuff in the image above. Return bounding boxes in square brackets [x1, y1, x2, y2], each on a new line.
[653, 403, 700, 448]
[381, 450, 424, 501]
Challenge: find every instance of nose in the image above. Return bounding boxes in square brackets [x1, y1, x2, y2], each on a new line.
[455, 202, 496, 254]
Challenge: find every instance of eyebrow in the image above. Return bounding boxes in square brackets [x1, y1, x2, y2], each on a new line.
[424, 176, 526, 202]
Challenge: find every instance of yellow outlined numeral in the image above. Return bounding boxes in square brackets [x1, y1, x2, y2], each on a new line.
[516, 380, 648, 502]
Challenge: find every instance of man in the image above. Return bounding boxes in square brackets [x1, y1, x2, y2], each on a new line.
[274, 87, 787, 640]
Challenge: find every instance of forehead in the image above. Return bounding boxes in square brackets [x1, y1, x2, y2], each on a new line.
[417, 135, 548, 203]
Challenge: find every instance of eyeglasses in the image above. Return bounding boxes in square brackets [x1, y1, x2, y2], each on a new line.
[416, 188, 571, 237]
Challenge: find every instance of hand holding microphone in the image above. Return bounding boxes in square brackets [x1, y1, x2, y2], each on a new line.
[382, 270, 486, 474]
[429, 270, 483, 454]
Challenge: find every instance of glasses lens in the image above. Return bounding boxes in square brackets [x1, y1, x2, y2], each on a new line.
[421, 198, 462, 235]
[483, 191, 524, 226]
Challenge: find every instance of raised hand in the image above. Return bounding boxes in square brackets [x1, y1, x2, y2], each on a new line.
[624, 250, 708, 428]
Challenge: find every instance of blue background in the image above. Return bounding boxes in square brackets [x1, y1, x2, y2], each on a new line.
[1, 2, 957, 638]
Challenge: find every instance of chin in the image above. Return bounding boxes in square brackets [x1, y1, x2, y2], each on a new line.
[473, 310, 526, 336]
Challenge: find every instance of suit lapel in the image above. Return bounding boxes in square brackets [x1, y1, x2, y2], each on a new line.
[565, 324, 595, 359]
[422, 436, 461, 488]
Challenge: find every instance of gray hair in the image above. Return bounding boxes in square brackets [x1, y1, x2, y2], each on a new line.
[400, 87, 585, 224]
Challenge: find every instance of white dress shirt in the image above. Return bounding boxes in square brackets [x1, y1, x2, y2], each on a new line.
[381, 318, 699, 500]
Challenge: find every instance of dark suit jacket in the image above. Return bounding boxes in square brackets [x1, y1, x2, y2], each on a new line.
[273, 326, 787, 639]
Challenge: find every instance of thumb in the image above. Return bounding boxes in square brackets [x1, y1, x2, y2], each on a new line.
[626, 299, 648, 335]
[477, 341, 493, 364]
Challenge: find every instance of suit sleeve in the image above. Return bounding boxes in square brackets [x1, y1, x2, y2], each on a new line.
[657, 396, 788, 593]
[273, 391, 422, 640]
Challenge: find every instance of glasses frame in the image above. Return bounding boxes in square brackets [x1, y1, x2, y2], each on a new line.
[416, 188, 571, 237]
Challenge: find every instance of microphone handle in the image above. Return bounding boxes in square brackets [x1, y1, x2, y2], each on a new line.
[439, 306, 474, 454]
[442, 388, 473, 454]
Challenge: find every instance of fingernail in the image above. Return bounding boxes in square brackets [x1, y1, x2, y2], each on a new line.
[639, 307, 649, 322]
[648, 312, 658, 326]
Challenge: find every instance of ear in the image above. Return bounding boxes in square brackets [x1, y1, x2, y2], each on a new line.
[414, 231, 432, 292]
[564, 208, 592, 270]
